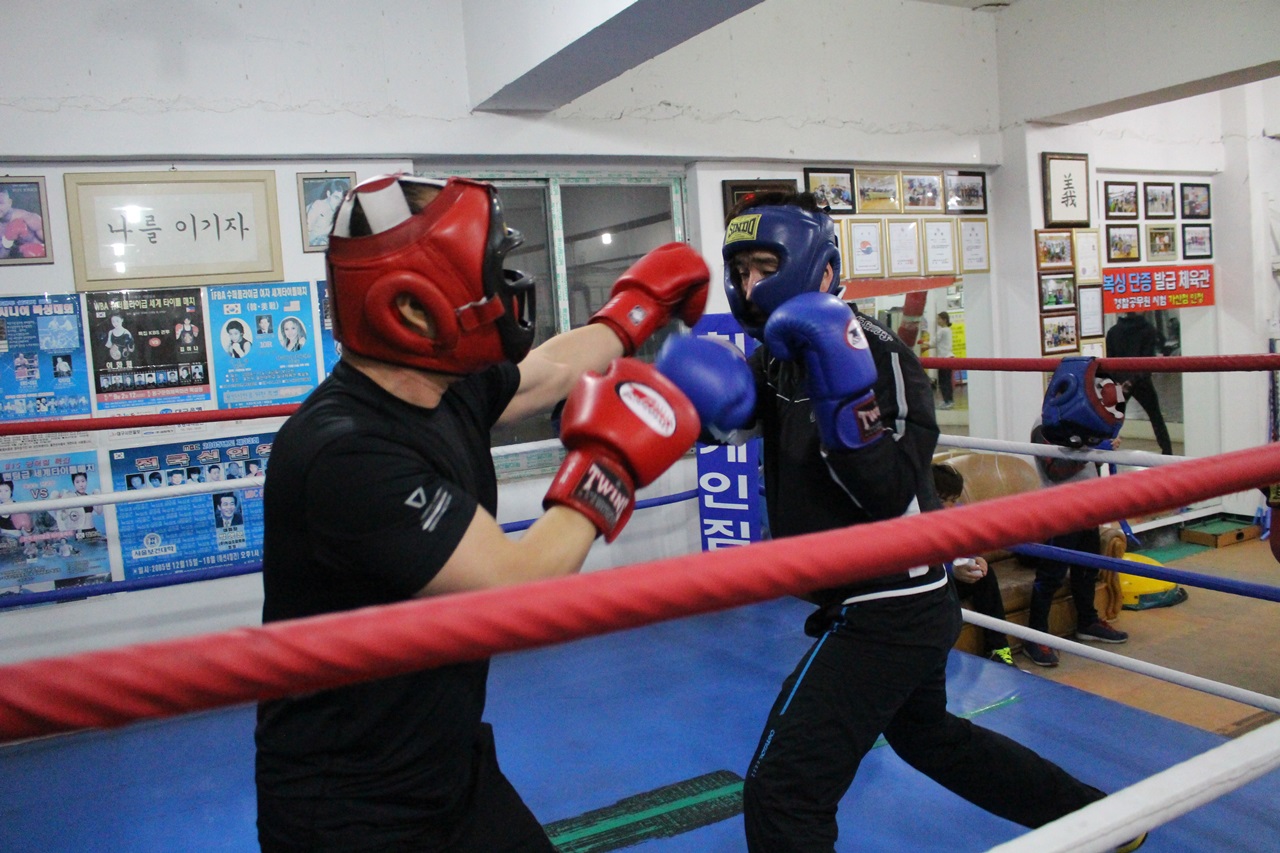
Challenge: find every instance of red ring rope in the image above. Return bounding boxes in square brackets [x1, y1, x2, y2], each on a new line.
[0, 404, 296, 438]
[1, 442, 1277, 743]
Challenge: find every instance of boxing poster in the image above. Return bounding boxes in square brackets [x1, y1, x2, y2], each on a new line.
[0, 294, 92, 421]
[109, 431, 271, 580]
[206, 282, 320, 408]
[0, 450, 112, 595]
[316, 278, 341, 376]
[85, 288, 212, 411]
[688, 314, 763, 550]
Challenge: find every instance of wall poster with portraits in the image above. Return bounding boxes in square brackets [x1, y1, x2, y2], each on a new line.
[206, 282, 320, 409]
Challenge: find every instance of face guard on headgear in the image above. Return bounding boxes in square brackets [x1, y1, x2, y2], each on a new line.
[1041, 356, 1126, 448]
[325, 174, 536, 375]
[722, 204, 841, 340]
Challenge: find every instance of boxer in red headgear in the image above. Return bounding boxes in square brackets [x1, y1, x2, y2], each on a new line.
[256, 174, 709, 852]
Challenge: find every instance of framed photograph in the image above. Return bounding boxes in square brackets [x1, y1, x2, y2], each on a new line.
[64, 169, 282, 291]
[1143, 182, 1177, 219]
[298, 171, 355, 252]
[1040, 152, 1090, 228]
[902, 172, 943, 212]
[886, 218, 921, 276]
[1106, 224, 1141, 263]
[803, 169, 854, 212]
[922, 218, 957, 275]
[1182, 223, 1213, 259]
[944, 171, 987, 215]
[1072, 228, 1103, 283]
[1039, 272, 1077, 312]
[1103, 181, 1139, 219]
[1034, 228, 1074, 271]
[1041, 312, 1080, 356]
[1181, 182, 1211, 219]
[1145, 224, 1178, 261]
[0, 177, 53, 266]
[958, 219, 989, 274]
[854, 169, 902, 214]
[1078, 286, 1104, 338]
[845, 219, 885, 278]
[722, 179, 800, 220]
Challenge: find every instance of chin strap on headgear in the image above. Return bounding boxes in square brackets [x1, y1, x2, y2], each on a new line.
[722, 204, 841, 340]
[325, 174, 536, 374]
[1041, 356, 1126, 448]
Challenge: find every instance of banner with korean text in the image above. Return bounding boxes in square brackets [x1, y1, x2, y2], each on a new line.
[1101, 264, 1214, 313]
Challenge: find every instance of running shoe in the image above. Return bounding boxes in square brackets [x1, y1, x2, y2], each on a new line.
[1115, 831, 1148, 852]
[1023, 642, 1059, 667]
[988, 647, 1015, 666]
[1076, 620, 1129, 644]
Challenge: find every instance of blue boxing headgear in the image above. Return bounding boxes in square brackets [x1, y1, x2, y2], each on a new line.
[723, 204, 841, 340]
[1041, 356, 1126, 448]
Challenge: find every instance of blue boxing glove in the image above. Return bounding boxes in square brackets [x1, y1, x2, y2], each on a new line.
[655, 334, 756, 443]
[764, 291, 885, 450]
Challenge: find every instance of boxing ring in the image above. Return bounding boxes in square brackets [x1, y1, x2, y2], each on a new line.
[1, 355, 1279, 852]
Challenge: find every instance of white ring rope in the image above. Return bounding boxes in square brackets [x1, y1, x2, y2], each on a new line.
[985, 717, 1280, 853]
[0, 476, 265, 516]
[937, 434, 1181, 468]
[962, 611, 1280, 714]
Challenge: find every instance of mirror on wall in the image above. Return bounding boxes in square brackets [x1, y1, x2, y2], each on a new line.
[1102, 309, 1183, 456]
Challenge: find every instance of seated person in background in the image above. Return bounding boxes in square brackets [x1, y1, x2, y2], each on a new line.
[932, 462, 1014, 666]
[1025, 358, 1131, 668]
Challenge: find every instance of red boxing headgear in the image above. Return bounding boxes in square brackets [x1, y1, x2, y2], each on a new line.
[325, 174, 536, 374]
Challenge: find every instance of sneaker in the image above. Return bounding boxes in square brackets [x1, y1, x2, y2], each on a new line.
[1076, 620, 1129, 644]
[1115, 831, 1148, 852]
[938, 401, 954, 410]
[1023, 643, 1059, 667]
[988, 647, 1015, 666]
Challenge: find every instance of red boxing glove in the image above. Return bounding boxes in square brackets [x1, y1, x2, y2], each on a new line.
[589, 242, 710, 355]
[2, 219, 31, 249]
[545, 358, 700, 541]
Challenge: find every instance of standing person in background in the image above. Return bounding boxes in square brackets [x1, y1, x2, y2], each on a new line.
[1105, 312, 1173, 455]
[921, 311, 955, 410]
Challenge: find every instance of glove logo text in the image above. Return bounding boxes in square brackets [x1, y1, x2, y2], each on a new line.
[618, 381, 677, 437]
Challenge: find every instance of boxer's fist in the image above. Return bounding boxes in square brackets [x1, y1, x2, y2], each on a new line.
[764, 292, 884, 450]
[544, 358, 700, 541]
[589, 243, 710, 355]
[2, 219, 31, 250]
[655, 334, 756, 442]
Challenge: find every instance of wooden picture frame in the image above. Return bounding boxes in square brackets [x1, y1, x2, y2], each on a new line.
[64, 169, 282, 291]
[902, 172, 943, 212]
[1034, 228, 1074, 271]
[297, 171, 356, 252]
[1143, 182, 1176, 219]
[854, 169, 902, 214]
[1103, 181, 1139, 219]
[845, 219, 885, 278]
[1145, 224, 1178, 261]
[1181, 182, 1211, 219]
[886, 218, 921, 276]
[1040, 152, 1090, 228]
[722, 179, 801, 220]
[1072, 228, 1102, 283]
[0, 177, 53, 266]
[1039, 271, 1077, 312]
[803, 169, 854, 212]
[922, 218, 957, 275]
[958, 219, 989, 274]
[1182, 223, 1213, 259]
[1106, 224, 1141, 263]
[944, 171, 987, 215]
[1041, 312, 1080, 356]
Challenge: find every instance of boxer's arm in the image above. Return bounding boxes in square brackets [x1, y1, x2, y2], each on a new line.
[498, 323, 623, 425]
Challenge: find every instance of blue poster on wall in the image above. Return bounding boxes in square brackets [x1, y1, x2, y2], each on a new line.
[0, 294, 91, 421]
[0, 450, 112, 595]
[206, 282, 320, 408]
[316, 279, 340, 377]
[109, 432, 272, 580]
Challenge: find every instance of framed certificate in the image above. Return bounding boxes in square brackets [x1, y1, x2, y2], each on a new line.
[922, 218, 957, 275]
[959, 219, 989, 273]
[886, 219, 921, 276]
[845, 219, 885, 278]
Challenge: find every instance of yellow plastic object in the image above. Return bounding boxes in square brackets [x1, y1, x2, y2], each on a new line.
[1119, 553, 1184, 610]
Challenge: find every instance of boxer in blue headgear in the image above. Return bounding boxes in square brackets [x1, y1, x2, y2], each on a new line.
[1041, 356, 1127, 448]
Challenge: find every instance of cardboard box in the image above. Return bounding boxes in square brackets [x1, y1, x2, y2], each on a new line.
[1179, 520, 1262, 548]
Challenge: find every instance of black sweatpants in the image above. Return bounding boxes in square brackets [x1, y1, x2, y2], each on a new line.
[1029, 527, 1102, 633]
[1125, 376, 1173, 455]
[742, 583, 1105, 853]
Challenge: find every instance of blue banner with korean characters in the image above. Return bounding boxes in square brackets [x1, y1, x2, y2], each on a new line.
[0, 450, 113, 595]
[316, 279, 340, 377]
[207, 282, 320, 408]
[0, 293, 92, 421]
[85, 288, 212, 411]
[109, 432, 271, 580]
[689, 314, 763, 551]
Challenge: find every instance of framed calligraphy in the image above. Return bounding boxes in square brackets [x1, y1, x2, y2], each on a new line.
[64, 170, 283, 292]
[1041, 152, 1090, 228]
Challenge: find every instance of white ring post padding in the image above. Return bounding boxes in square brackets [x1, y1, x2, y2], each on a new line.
[938, 434, 1182, 468]
[984, 717, 1280, 853]
[963, 611, 1280, 714]
[1, 476, 265, 515]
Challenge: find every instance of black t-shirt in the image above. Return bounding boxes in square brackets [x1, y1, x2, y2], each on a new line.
[255, 359, 520, 839]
